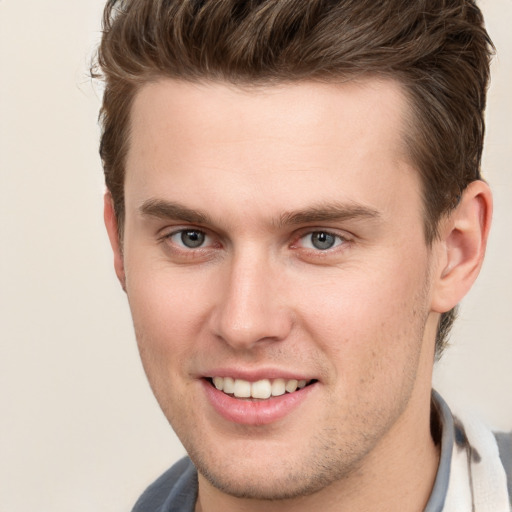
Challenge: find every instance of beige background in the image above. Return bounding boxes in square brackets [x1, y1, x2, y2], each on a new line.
[0, 1, 510, 510]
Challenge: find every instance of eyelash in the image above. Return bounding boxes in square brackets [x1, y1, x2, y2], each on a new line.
[295, 231, 347, 251]
[166, 229, 213, 249]
[159, 227, 350, 258]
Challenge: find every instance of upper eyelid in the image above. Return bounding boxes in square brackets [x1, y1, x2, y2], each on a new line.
[300, 230, 346, 238]
[294, 227, 352, 240]
[160, 225, 209, 237]
[297, 231, 347, 244]
[160, 227, 204, 241]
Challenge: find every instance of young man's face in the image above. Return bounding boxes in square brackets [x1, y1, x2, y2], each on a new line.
[113, 79, 445, 500]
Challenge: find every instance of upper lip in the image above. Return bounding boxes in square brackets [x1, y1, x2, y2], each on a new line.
[199, 367, 315, 382]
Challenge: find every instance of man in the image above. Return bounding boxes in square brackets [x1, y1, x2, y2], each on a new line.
[96, 1, 511, 510]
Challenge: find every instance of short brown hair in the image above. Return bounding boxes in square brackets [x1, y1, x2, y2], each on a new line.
[95, 0, 494, 356]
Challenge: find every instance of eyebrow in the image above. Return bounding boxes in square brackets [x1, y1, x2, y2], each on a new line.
[276, 203, 380, 227]
[139, 198, 380, 227]
[139, 199, 212, 224]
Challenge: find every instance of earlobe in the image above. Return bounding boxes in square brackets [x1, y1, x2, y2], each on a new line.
[103, 192, 127, 291]
[431, 180, 492, 313]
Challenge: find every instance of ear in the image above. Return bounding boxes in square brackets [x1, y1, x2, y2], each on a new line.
[431, 180, 492, 313]
[104, 192, 126, 291]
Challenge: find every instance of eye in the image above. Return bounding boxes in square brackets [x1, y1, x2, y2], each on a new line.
[169, 229, 209, 249]
[299, 231, 345, 251]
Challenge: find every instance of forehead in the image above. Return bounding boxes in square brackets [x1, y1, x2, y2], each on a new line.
[128, 77, 410, 157]
[125, 78, 420, 224]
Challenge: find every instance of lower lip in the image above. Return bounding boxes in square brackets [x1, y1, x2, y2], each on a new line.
[202, 379, 316, 426]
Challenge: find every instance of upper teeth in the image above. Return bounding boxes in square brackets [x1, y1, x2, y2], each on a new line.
[212, 377, 308, 399]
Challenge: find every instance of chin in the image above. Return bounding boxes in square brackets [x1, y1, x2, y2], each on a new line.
[188, 437, 360, 502]
[197, 461, 334, 500]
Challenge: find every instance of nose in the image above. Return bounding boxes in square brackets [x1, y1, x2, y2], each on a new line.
[209, 249, 293, 350]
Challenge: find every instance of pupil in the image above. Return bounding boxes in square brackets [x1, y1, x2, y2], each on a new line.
[312, 232, 335, 250]
[181, 230, 205, 248]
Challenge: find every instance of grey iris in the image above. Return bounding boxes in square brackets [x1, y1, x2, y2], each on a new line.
[181, 230, 205, 248]
[311, 232, 336, 250]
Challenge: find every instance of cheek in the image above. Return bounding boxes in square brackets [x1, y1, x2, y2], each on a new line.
[301, 260, 428, 329]
[126, 273, 203, 419]
[296, 254, 431, 373]
[124, 259, 208, 373]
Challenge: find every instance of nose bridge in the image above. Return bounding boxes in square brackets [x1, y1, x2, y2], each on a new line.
[211, 245, 291, 349]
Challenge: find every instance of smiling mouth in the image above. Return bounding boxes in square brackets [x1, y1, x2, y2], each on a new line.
[207, 377, 316, 400]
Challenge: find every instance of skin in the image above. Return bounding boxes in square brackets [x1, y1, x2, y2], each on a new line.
[105, 78, 492, 512]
